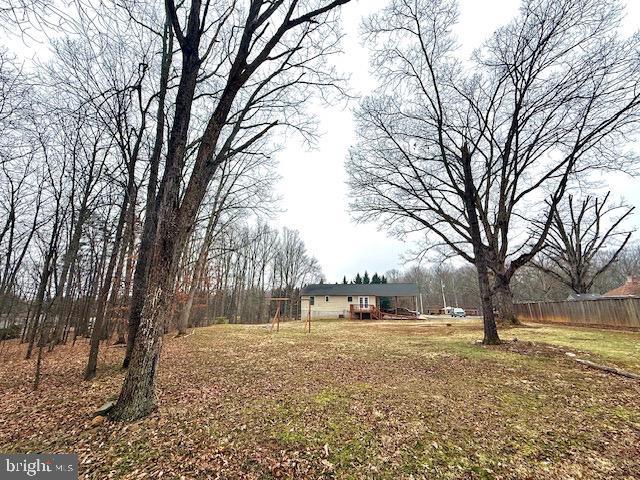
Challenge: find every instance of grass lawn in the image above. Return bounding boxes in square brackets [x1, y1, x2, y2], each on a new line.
[0, 319, 639, 479]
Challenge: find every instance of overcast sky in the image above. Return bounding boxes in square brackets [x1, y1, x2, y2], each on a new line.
[4, 0, 639, 283]
[275, 0, 640, 283]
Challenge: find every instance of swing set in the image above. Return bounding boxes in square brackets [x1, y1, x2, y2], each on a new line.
[268, 297, 311, 333]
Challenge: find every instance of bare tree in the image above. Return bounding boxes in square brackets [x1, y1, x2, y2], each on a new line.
[111, 0, 352, 421]
[29, 0, 165, 379]
[84, 129, 141, 380]
[0, 50, 40, 325]
[0, 160, 42, 321]
[0, 49, 32, 162]
[200, 223, 322, 326]
[46, 116, 110, 347]
[533, 192, 634, 294]
[273, 227, 320, 318]
[26, 131, 71, 364]
[176, 148, 277, 335]
[123, 10, 173, 368]
[347, 0, 640, 341]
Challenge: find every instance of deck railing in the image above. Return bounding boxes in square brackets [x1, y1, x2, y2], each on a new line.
[349, 304, 379, 319]
[350, 305, 373, 312]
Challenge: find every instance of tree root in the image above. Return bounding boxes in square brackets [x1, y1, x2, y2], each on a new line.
[574, 358, 640, 380]
[175, 329, 196, 339]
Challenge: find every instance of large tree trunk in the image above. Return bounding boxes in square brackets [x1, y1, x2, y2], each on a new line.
[111, 20, 202, 416]
[476, 262, 500, 344]
[124, 20, 174, 368]
[109, 191, 184, 419]
[124, 211, 156, 366]
[461, 143, 500, 345]
[494, 275, 520, 325]
[571, 272, 589, 294]
[108, 277, 167, 420]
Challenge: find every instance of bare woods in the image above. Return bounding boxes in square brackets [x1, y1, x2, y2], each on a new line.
[0, 0, 349, 419]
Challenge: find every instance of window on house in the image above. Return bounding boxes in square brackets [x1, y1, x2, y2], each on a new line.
[325, 296, 329, 302]
[310, 296, 315, 306]
[347, 296, 353, 302]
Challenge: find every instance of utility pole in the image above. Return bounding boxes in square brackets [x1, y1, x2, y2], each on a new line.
[452, 274, 459, 307]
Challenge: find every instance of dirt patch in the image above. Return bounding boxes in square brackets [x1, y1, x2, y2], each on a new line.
[490, 338, 588, 359]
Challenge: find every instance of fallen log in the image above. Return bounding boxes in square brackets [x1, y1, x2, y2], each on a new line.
[575, 358, 640, 380]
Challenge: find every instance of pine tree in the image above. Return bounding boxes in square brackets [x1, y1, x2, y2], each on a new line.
[355, 273, 362, 284]
[342, 276, 348, 284]
[371, 273, 380, 284]
[363, 271, 370, 284]
[381, 275, 388, 284]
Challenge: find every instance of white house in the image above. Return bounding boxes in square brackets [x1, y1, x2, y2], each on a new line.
[300, 283, 420, 320]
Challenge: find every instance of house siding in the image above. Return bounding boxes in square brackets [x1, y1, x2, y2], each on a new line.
[300, 295, 377, 319]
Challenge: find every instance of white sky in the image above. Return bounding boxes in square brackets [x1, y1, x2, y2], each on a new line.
[275, 0, 640, 283]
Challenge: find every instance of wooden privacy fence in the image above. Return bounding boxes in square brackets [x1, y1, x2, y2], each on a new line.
[514, 297, 640, 330]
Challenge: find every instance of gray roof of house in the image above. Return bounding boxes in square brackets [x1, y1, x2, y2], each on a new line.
[301, 283, 419, 297]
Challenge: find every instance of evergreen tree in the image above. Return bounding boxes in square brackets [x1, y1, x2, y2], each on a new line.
[363, 271, 370, 284]
[371, 273, 380, 284]
[355, 273, 362, 284]
[381, 275, 388, 284]
[342, 276, 348, 284]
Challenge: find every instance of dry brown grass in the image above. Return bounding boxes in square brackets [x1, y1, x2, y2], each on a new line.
[0, 319, 638, 479]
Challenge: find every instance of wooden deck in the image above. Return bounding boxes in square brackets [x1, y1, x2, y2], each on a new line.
[349, 305, 418, 320]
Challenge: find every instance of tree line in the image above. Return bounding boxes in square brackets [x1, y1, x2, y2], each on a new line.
[386, 240, 640, 314]
[340, 272, 388, 285]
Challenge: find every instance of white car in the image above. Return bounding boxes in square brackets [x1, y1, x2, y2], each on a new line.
[450, 307, 466, 317]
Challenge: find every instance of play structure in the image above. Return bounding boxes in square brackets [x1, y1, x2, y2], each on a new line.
[304, 300, 311, 333]
[269, 297, 288, 332]
[268, 297, 312, 333]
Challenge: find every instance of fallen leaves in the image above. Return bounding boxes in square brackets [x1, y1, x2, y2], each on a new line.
[91, 416, 107, 427]
[0, 320, 638, 479]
